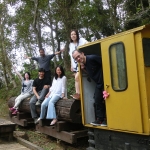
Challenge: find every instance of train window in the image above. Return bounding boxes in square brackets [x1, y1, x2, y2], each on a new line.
[142, 38, 150, 67]
[109, 42, 127, 91]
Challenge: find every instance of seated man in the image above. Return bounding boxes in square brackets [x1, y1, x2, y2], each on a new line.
[29, 68, 50, 124]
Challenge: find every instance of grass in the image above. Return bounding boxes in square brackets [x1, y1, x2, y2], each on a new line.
[0, 81, 21, 119]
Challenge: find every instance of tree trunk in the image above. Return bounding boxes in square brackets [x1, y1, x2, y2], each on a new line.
[33, 0, 42, 49]
[149, 0, 150, 8]
[8, 97, 82, 123]
[55, 22, 62, 61]
[0, 12, 9, 89]
[50, 22, 57, 67]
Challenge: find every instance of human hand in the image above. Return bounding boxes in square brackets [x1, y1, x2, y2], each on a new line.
[43, 85, 49, 89]
[55, 49, 65, 55]
[60, 48, 65, 53]
[71, 67, 74, 72]
[36, 95, 40, 99]
[62, 97, 67, 100]
[45, 93, 50, 98]
[24, 54, 31, 59]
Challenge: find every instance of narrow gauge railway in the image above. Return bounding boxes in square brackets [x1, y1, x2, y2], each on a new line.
[7, 24, 150, 150]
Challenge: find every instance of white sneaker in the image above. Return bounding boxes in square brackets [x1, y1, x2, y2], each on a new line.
[35, 118, 40, 124]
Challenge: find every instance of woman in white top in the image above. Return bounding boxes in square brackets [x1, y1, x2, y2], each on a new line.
[37, 66, 67, 125]
[69, 29, 88, 100]
[9, 68, 33, 114]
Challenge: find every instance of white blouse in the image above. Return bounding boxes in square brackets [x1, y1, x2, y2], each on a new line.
[49, 76, 67, 98]
[69, 38, 88, 72]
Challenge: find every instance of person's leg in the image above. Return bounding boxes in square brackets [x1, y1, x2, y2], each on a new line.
[37, 88, 49, 104]
[14, 93, 31, 109]
[40, 97, 50, 119]
[29, 95, 38, 119]
[94, 87, 106, 121]
[72, 72, 80, 100]
[46, 95, 60, 119]
[75, 72, 80, 94]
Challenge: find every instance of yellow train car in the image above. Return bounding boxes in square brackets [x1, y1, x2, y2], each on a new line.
[78, 24, 150, 150]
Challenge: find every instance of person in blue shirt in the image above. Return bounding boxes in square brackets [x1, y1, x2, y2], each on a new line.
[25, 48, 63, 85]
[72, 50, 107, 126]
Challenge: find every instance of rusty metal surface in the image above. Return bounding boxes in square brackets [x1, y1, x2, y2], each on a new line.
[8, 97, 82, 123]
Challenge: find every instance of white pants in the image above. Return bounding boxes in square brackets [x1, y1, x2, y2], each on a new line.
[14, 93, 31, 109]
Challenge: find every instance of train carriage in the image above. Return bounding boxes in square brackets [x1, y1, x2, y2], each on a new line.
[78, 24, 150, 150]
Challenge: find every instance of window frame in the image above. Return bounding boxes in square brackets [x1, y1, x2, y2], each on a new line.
[109, 42, 128, 92]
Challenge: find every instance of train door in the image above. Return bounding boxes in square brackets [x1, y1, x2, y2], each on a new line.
[79, 43, 102, 126]
[101, 33, 143, 132]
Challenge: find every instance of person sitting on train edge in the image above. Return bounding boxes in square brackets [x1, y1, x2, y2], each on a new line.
[35, 66, 67, 125]
[72, 50, 107, 126]
[9, 67, 33, 115]
[29, 68, 50, 124]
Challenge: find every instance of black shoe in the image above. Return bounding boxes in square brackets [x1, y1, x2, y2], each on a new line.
[90, 120, 102, 126]
[101, 120, 107, 127]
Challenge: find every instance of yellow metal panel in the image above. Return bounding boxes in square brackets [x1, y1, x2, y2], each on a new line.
[79, 24, 150, 134]
[101, 33, 143, 133]
[135, 29, 150, 134]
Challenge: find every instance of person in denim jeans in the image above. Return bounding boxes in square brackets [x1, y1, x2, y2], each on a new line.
[29, 68, 50, 124]
[36, 66, 67, 125]
[9, 67, 33, 115]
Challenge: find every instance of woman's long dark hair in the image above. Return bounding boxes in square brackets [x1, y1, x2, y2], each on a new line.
[24, 72, 31, 80]
[54, 66, 65, 79]
[70, 29, 80, 43]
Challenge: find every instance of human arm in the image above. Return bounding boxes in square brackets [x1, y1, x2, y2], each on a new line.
[45, 77, 54, 98]
[13, 66, 23, 80]
[61, 76, 67, 98]
[80, 63, 87, 73]
[80, 37, 88, 45]
[24, 54, 39, 62]
[33, 87, 40, 99]
[55, 49, 65, 55]
[45, 91, 51, 98]
[24, 54, 32, 59]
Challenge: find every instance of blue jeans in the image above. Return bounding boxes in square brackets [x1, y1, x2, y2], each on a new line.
[29, 88, 49, 118]
[40, 95, 60, 119]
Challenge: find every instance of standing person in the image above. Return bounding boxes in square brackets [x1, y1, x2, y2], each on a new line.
[69, 29, 88, 100]
[9, 68, 33, 114]
[29, 68, 50, 123]
[36, 66, 67, 125]
[25, 48, 63, 85]
[72, 50, 107, 126]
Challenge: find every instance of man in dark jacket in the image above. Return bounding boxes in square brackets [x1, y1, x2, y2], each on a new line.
[72, 50, 107, 126]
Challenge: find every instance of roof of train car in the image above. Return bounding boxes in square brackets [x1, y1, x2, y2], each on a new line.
[79, 24, 150, 49]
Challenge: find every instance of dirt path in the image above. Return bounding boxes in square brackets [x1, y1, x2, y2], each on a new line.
[0, 141, 30, 150]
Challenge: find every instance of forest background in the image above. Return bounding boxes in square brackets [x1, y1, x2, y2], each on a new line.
[0, 0, 150, 99]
